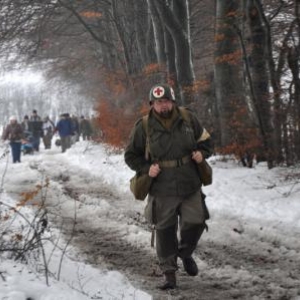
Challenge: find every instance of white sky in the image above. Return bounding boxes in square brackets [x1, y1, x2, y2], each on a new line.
[0, 70, 44, 85]
[0, 140, 300, 299]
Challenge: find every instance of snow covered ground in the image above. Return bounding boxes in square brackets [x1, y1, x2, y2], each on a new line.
[0, 139, 300, 300]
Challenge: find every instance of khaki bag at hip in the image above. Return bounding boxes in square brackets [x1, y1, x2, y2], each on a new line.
[196, 159, 212, 186]
[129, 114, 153, 201]
[130, 172, 153, 201]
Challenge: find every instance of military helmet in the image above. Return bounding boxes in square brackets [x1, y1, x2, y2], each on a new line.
[149, 84, 175, 103]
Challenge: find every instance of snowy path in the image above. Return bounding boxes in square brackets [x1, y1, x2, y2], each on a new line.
[5, 146, 300, 300]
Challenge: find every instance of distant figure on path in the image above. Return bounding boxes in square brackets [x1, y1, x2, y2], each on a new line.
[79, 115, 93, 141]
[29, 110, 43, 151]
[42, 116, 55, 149]
[55, 113, 73, 153]
[2, 116, 24, 163]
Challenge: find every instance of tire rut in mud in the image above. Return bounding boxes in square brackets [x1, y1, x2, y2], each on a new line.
[58, 211, 237, 300]
[43, 166, 300, 300]
[196, 239, 300, 300]
[51, 180, 238, 300]
[55, 184, 288, 300]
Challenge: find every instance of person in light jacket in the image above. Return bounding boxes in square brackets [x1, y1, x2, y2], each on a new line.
[2, 116, 24, 163]
[42, 116, 55, 149]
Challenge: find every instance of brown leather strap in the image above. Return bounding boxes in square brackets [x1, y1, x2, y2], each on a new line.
[150, 225, 155, 248]
[158, 155, 191, 168]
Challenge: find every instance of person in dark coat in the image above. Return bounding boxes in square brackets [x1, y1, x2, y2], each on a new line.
[79, 115, 93, 141]
[2, 116, 24, 163]
[55, 113, 73, 152]
[29, 110, 43, 151]
[124, 84, 213, 290]
[21, 115, 30, 133]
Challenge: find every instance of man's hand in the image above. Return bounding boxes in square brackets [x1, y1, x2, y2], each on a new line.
[192, 150, 203, 164]
[149, 163, 161, 178]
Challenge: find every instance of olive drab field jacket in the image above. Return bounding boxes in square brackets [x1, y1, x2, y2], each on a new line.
[124, 106, 213, 197]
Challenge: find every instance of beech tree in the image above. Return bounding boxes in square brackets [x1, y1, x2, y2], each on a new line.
[244, 0, 300, 166]
[150, 0, 197, 106]
[246, 0, 276, 168]
[214, 0, 246, 149]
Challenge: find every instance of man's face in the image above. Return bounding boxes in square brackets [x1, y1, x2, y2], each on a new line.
[152, 98, 174, 118]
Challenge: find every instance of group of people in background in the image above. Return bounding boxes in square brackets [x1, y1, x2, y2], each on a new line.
[21, 110, 53, 153]
[1, 110, 94, 163]
[55, 113, 93, 153]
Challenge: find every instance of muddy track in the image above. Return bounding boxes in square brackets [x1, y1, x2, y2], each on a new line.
[34, 162, 300, 300]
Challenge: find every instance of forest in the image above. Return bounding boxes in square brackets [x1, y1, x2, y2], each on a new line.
[0, 0, 299, 168]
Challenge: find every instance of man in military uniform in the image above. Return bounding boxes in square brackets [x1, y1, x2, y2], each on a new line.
[124, 84, 213, 290]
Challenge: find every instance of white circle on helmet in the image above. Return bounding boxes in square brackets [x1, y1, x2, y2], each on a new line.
[152, 86, 165, 98]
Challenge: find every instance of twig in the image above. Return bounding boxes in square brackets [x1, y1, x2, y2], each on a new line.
[57, 198, 77, 280]
[0, 271, 6, 282]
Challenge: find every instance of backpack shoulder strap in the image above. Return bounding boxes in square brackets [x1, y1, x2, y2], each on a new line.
[178, 106, 192, 126]
[142, 115, 150, 161]
[142, 114, 149, 136]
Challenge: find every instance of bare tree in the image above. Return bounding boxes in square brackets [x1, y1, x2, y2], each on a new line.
[214, 0, 249, 149]
[148, 0, 196, 105]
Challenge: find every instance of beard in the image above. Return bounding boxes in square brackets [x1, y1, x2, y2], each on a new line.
[157, 108, 173, 119]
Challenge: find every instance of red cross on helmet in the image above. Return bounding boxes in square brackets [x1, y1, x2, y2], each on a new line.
[149, 84, 176, 104]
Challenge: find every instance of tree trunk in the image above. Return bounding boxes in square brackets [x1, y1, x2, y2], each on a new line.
[253, 0, 286, 164]
[111, 0, 135, 76]
[152, 0, 196, 106]
[293, 0, 300, 161]
[287, 46, 300, 161]
[145, 7, 157, 66]
[134, 0, 150, 66]
[247, 0, 275, 168]
[147, 0, 167, 69]
[214, 0, 246, 148]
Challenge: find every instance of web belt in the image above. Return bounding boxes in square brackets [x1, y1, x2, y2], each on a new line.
[158, 155, 192, 168]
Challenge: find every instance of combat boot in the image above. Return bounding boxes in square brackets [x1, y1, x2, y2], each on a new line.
[182, 256, 198, 276]
[157, 271, 177, 290]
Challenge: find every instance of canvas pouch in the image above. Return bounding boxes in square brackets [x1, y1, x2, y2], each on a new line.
[130, 172, 153, 201]
[196, 159, 212, 186]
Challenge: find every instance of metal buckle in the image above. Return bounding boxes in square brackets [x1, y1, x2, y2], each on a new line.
[177, 158, 183, 167]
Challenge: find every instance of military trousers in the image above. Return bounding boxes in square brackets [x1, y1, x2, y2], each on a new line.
[145, 189, 207, 273]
